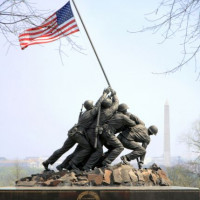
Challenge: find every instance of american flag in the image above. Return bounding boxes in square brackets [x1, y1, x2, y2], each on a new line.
[19, 1, 79, 50]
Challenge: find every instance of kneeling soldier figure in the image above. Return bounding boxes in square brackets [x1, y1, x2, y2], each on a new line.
[118, 124, 158, 169]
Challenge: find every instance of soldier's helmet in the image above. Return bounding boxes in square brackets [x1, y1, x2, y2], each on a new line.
[118, 103, 129, 112]
[148, 125, 158, 135]
[101, 98, 112, 108]
[84, 100, 94, 110]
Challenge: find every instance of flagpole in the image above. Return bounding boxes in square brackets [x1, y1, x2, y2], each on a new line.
[71, 0, 111, 87]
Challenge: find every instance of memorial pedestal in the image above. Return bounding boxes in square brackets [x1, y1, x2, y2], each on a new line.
[0, 186, 199, 200]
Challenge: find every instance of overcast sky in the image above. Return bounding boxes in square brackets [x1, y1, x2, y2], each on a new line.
[0, 0, 199, 163]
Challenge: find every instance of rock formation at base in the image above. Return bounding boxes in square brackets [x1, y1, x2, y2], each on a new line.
[16, 163, 171, 187]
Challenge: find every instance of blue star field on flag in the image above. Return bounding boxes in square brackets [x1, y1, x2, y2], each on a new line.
[56, 2, 74, 25]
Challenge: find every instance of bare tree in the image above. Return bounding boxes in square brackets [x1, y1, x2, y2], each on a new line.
[186, 118, 200, 155]
[167, 165, 200, 187]
[0, 0, 44, 45]
[133, 0, 200, 78]
[186, 159, 200, 176]
[181, 118, 200, 176]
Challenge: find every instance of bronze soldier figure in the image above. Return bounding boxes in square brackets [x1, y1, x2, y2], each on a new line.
[42, 87, 110, 171]
[118, 124, 158, 169]
[95, 104, 145, 168]
[98, 103, 139, 167]
[81, 89, 119, 171]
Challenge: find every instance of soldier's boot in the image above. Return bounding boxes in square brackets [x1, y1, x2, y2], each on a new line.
[56, 164, 63, 172]
[100, 162, 112, 171]
[120, 156, 130, 165]
[138, 162, 143, 169]
[82, 168, 93, 176]
[69, 161, 79, 170]
[82, 166, 92, 174]
[68, 161, 82, 175]
[73, 169, 82, 176]
[42, 161, 50, 171]
[65, 164, 72, 171]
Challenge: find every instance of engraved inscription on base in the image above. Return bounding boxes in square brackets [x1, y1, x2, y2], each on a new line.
[77, 191, 100, 200]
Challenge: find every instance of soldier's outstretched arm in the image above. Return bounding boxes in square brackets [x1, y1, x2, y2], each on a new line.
[88, 88, 111, 117]
[109, 90, 119, 112]
[129, 113, 145, 125]
[142, 142, 148, 149]
[95, 87, 111, 107]
[123, 115, 137, 127]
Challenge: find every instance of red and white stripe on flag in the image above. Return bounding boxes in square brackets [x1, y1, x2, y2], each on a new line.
[19, 2, 79, 50]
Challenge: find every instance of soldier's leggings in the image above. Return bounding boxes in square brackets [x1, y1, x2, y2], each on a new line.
[46, 133, 92, 165]
[100, 130, 124, 166]
[60, 144, 90, 168]
[117, 134, 146, 161]
[82, 128, 103, 170]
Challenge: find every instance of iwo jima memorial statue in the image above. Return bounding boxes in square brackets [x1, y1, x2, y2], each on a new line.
[16, 0, 169, 188]
[2, 1, 199, 200]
